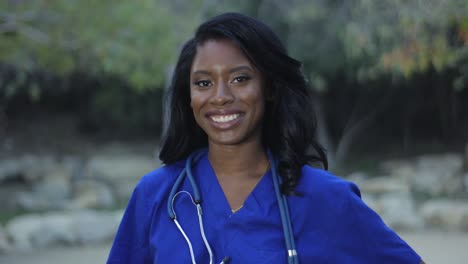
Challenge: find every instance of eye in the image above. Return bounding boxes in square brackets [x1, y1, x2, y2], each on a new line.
[231, 75, 251, 84]
[193, 80, 212, 88]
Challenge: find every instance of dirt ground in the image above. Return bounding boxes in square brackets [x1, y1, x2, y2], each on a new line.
[0, 231, 467, 264]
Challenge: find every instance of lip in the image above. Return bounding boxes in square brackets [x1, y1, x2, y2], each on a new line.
[205, 110, 244, 130]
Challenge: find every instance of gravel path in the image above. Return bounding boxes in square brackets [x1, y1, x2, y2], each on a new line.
[0, 231, 467, 264]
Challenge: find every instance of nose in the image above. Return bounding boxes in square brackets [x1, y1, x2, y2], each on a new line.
[210, 81, 234, 105]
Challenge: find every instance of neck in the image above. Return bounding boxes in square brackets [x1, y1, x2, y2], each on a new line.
[208, 141, 269, 180]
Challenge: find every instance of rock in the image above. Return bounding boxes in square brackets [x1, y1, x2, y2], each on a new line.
[20, 154, 57, 183]
[5, 210, 123, 252]
[15, 174, 71, 211]
[112, 178, 140, 202]
[6, 213, 74, 251]
[0, 158, 22, 182]
[420, 199, 468, 231]
[356, 176, 422, 231]
[358, 177, 410, 194]
[0, 183, 29, 212]
[362, 192, 423, 231]
[0, 224, 12, 254]
[71, 210, 120, 244]
[13, 161, 77, 211]
[33, 173, 71, 202]
[464, 172, 468, 192]
[0, 154, 80, 184]
[378, 193, 423, 231]
[14, 192, 48, 211]
[379, 160, 414, 179]
[464, 142, 468, 171]
[70, 180, 115, 209]
[87, 154, 156, 181]
[346, 171, 368, 183]
[381, 154, 464, 196]
[5, 214, 42, 251]
[86, 154, 156, 204]
[29, 213, 75, 248]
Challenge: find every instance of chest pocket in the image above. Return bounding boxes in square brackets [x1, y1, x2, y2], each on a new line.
[227, 236, 287, 264]
[223, 216, 287, 264]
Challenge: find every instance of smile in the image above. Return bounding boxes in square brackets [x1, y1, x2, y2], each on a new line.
[210, 114, 240, 123]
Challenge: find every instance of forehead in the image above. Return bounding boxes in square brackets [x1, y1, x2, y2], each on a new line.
[191, 39, 252, 71]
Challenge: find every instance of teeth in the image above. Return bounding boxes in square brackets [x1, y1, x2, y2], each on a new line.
[211, 114, 240, 123]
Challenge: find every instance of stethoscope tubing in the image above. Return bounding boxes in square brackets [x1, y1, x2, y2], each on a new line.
[168, 150, 205, 219]
[167, 149, 299, 264]
[268, 151, 299, 264]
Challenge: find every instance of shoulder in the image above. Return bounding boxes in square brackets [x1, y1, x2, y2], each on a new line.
[294, 166, 422, 263]
[297, 165, 361, 200]
[138, 160, 185, 188]
[132, 160, 185, 200]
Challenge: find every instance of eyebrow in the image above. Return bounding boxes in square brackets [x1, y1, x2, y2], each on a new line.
[229, 65, 254, 74]
[192, 65, 254, 75]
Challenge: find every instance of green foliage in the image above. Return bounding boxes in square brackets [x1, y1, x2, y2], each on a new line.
[2, 0, 467, 93]
[1, 0, 467, 135]
[0, 0, 202, 91]
[86, 79, 164, 134]
[262, 0, 468, 89]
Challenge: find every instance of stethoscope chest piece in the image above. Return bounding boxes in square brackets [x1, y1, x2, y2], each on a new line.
[167, 149, 299, 264]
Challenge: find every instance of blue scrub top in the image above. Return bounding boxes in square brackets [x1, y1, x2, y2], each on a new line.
[107, 151, 421, 263]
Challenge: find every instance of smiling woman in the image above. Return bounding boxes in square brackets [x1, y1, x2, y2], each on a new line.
[107, 13, 424, 264]
[190, 39, 265, 149]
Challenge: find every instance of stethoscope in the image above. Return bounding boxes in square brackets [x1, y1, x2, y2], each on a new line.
[167, 149, 299, 264]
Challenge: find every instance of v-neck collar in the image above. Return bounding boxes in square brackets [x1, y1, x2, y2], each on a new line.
[193, 151, 274, 218]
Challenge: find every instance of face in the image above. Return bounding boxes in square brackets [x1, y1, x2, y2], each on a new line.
[190, 39, 265, 147]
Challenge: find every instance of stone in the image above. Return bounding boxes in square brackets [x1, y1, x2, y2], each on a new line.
[346, 171, 368, 182]
[377, 193, 423, 231]
[14, 192, 48, 211]
[361, 192, 422, 231]
[464, 142, 468, 171]
[0, 158, 22, 182]
[0, 224, 12, 254]
[70, 180, 115, 209]
[20, 154, 57, 182]
[356, 175, 422, 231]
[420, 199, 468, 231]
[70, 210, 121, 244]
[4, 210, 123, 252]
[5, 214, 42, 251]
[33, 174, 71, 203]
[464, 172, 468, 192]
[15, 175, 71, 211]
[379, 160, 414, 179]
[112, 178, 140, 202]
[358, 177, 410, 195]
[86, 154, 154, 203]
[87, 154, 156, 181]
[29, 213, 75, 248]
[382, 154, 464, 196]
[0, 154, 79, 184]
[0, 183, 29, 212]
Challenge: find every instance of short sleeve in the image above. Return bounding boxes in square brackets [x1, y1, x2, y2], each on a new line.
[107, 178, 153, 264]
[343, 182, 422, 263]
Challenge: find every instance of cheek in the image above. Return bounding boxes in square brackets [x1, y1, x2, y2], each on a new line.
[189, 91, 200, 110]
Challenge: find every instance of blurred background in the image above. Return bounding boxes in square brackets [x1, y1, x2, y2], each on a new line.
[1, 0, 468, 263]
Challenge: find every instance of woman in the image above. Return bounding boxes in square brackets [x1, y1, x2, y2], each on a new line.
[108, 13, 423, 263]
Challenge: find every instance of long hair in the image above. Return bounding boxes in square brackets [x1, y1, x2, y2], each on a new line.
[159, 12, 328, 194]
